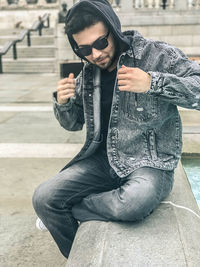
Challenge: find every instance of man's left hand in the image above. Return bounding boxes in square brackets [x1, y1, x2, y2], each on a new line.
[117, 65, 151, 93]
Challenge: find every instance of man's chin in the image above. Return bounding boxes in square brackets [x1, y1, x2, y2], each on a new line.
[97, 64, 108, 70]
[95, 60, 112, 70]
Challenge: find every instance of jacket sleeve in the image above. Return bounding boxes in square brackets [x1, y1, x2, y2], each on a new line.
[148, 48, 200, 110]
[53, 71, 85, 131]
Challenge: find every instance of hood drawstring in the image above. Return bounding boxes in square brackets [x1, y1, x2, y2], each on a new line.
[80, 59, 84, 93]
[130, 46, 138, 107]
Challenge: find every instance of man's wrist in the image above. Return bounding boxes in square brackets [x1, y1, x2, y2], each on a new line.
[53, 92, 72, 111]
[147, 71, 163, 94]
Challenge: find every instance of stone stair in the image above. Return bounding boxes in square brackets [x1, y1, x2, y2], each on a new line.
[179, 107, 200, 127]
[179, 107, 200, 155]
[0, 27, 56, 73]
[123, 24, 200, 57]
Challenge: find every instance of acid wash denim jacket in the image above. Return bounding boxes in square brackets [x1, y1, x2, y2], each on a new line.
[53, 31, 200, 178]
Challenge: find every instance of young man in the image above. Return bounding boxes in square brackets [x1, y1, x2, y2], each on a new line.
[32, 0, 200, 259]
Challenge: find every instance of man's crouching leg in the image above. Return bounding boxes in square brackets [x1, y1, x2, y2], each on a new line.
[72, 167, 174, 222]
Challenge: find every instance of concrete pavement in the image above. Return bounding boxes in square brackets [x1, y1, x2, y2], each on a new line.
[0, 73, 84, 267]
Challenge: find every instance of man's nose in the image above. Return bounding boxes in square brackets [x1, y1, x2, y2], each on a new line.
[91, 48, 102, 59]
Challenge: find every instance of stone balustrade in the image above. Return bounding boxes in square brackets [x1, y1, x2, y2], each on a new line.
[0, 0, 59, 9]
[0, 0, 200, 10]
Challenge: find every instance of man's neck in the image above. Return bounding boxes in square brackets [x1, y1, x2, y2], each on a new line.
[107, 58, 118, 72]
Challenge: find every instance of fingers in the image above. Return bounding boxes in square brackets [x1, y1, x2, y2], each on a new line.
[118, 85, 129, 91]
[58, 89, 75, 102]
[59, 76, 75, 85]
[117, 65, 131, 90]
[117, 65, 129, 74]
[117, 65, 132, 80]
[118, 79, 128, 86]
[68, 73, 74, 79]
[117, 66, 151, 93]
[57, 73, 76, 104]
[118, 76, 130, 91]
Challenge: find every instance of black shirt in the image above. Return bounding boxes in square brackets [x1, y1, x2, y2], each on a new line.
[100, 67, 117, 151]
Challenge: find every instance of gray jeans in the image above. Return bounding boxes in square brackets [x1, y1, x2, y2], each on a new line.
[32, 148, 174, 258]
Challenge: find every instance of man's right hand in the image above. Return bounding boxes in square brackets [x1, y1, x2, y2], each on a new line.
[57, 73, 75, 105]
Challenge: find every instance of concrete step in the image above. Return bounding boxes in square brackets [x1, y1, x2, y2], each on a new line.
[123, 25, 200, 37]
[182, 134, 200, 155]
[149, 35, 200, 47]
[1, 46, 55, 58]
[179, 108, 200, 126]
[2, 58, 56, 73]
[180, 47, 200, 57]
[0, 35, 54, 46]
[0, 28, 54, 36]
[182, 126, 200, 134]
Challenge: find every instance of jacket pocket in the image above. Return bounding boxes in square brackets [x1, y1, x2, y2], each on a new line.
[123, 92, 159, 123]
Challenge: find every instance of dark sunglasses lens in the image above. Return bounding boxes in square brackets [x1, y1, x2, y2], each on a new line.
[94, 38, 108, 50]
[78, 47, 91, 56]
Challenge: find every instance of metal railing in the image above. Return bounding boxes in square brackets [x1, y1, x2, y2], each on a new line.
[0, 13, 50, 73]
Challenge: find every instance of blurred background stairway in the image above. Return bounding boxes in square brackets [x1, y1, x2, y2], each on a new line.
[123, 24, 200, 61]
[0, 27, 56, 73]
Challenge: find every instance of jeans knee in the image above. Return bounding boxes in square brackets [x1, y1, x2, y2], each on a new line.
[113, 205, 151, 222]
[113, 193, 158, 222]
[32, 185, 42, 214]
[32, 182, 52, 215]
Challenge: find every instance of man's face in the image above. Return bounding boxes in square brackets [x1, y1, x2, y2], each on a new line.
[73, 22, 117, 71]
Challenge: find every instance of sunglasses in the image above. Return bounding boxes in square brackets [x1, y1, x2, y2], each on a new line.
[75, 31, 110, 57]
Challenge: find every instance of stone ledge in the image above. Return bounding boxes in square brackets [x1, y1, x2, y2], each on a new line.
[119, 12, 200, 26]
[183, 134, 200, 156]
[66, 162, 200, 266]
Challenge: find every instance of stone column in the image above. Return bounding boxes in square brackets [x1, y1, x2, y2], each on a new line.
[0, 0, 8, 7]
[37, 0, 46, 6]
[154, 0, 160, 9]
[120, 0, 133, 11]
[174, 0, 188, 10]
[188, 0, 193, 9]
[18, 0, 27, 7]
[147, 0, 153, 8]
[196, 0, 200, 9]
[169, 0, 175, 9]
[140, 0, 144, 8]
[67, 0, 76, 8]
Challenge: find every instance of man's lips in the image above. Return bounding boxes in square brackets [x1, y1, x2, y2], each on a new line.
[96, 57, 107, 64]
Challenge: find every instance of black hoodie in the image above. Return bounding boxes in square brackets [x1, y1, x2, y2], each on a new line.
[65, 0, 131, 59]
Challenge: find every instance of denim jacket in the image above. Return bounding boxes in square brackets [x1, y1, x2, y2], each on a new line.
[53, 31, 200, 177]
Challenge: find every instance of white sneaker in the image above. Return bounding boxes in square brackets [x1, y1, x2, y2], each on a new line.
[36, 217, 48, 232]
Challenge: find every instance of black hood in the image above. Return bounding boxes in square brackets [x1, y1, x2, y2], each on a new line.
[65, 0, 131, 59]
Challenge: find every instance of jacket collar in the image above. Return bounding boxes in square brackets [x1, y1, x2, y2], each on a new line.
[123, 30, 145, 60]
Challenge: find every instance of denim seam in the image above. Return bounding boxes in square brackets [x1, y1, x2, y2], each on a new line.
[61, 184, 109, 210]
[140, 171, 166, 220]
[156, 171, 165, 202]
[61, 186, 98, 235]
[64, 212, 78, 236]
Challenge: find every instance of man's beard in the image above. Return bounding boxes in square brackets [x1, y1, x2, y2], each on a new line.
[95, 44, 121, 71]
